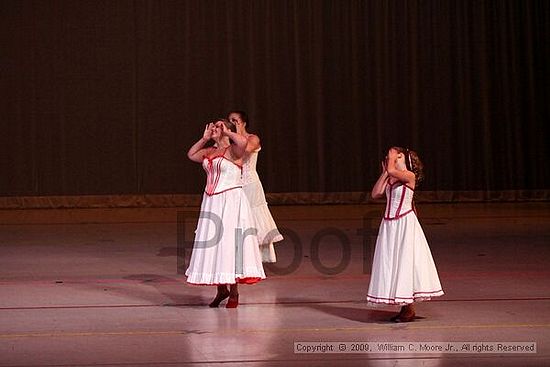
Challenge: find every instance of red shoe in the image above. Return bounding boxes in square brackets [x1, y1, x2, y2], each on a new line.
[209, 290, 229, 308]
[226, 294, 239, 308]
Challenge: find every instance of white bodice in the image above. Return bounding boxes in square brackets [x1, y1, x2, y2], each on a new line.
[384, 182, 415, 220]
[242, 148, 261, 186]
[202, 155, 242, 195]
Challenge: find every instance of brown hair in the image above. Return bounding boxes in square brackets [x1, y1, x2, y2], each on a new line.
[392, 146, 424, 187]
[215, 118, 236, 133]
[228, 110, 250, 128]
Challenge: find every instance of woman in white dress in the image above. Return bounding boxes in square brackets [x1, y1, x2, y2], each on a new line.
[228, 111, 283, 262]
[186, 119, 266, 308]
[367, 147, 444, 322]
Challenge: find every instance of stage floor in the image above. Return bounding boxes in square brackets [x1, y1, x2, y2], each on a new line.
[0, 202, 549, 366]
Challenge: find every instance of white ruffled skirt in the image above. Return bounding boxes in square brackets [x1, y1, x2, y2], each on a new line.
[185, 189, 266, 285]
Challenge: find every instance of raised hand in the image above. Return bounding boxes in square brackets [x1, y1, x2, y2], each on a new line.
[217, 120, 230, 136]
[203, 123, 214, 140]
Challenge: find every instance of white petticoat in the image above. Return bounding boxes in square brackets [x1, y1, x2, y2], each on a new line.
[367, 212, 444, 305]
[243, 180, 283, 263]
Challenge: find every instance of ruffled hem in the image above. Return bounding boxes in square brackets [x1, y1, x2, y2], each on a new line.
[260, 243, 277, 263]
[186, 271, 266, 285]
[367, 290, 444, 305]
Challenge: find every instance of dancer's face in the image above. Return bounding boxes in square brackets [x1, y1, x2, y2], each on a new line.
[210, 122, 223, 139]
[388, 148, 406, 170]
[228, 113, 245, 129]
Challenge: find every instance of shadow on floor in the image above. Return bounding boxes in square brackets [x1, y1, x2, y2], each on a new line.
[309, 303, 400, 324]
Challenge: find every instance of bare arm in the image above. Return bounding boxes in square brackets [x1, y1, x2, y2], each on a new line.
[386, 149, 415, 187]
[187, 124, 213, 163]
[221, 124, 248, 159]
[371, 160, 389, 199]
[245, 134, 261, 154]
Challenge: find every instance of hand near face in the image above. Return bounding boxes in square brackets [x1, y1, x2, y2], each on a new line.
[217, 121, 230, 136]
[381, 158, 387, 173]
[203, 123, 214, 140]
[388, 148, 404, 166]
[228, 113, 244, 129]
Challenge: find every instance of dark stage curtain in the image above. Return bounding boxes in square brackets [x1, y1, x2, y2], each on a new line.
[1, 0, 549, 203]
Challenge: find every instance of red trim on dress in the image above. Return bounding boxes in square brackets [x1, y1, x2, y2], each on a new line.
[204, 186, 242, 196]
[203, 150, 243, 195]
[385, 185, 392, 218]
[384, 183, 416, 220]
[384, 209, 414, 221]
[212, 156, 223, 193]
[186, 277, 262, 286]
[204, 160, 212, 193]
[367, 289, 444, 304]
[237, 277, 262, 284]
[395, 184, 406, 217]
[387, 181, 415, 192]
[203, 147, 243, 169]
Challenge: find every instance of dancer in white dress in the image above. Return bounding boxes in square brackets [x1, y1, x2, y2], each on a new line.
[186, 119, 265, 308]
[367, 147, 443, 322]
[228, 111, 283, 263]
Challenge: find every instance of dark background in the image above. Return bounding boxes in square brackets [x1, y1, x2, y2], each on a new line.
[1, 0, 549, 201]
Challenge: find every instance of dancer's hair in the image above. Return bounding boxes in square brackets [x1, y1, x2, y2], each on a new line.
[216, 118, 236, 133]
[228, 110, 250, 129]
[392, 146, 424, 187]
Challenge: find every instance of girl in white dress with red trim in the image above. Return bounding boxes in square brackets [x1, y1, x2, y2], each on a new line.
[367, 147, 444, 322]
[186, 120, 265, 308]
[228, 111, 283, 263]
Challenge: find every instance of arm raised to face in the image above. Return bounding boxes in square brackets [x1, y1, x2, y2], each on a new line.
[218, 121, 248, 159]
[386, 148, 416, 188]
[187, 123, 214, 163]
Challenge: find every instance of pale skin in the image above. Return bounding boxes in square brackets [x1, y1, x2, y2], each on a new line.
[371, 148, 416, 199]
[187, 120, 248, 305]
[228, 112, 260, 154]
[187, 121, 247, 164]
[371, 147, 417, 320]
